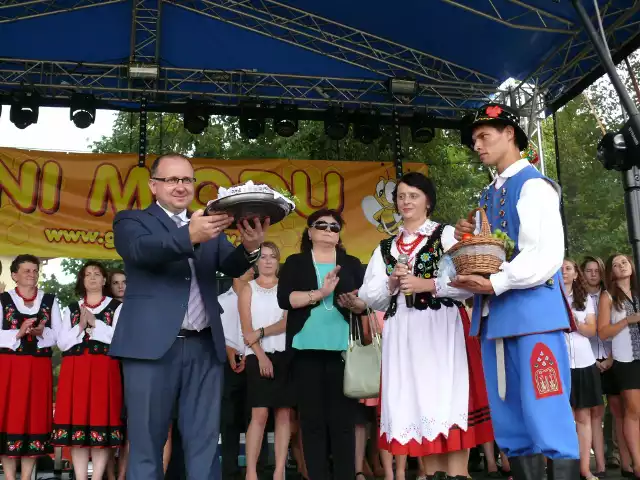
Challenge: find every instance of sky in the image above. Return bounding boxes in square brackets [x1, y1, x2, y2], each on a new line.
[0, 107, 118, 284]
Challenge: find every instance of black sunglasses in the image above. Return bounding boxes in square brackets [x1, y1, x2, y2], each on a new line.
[312, 221, 341, 233]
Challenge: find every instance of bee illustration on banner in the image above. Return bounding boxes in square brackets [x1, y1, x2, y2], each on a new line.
[361, 177, 402, 235]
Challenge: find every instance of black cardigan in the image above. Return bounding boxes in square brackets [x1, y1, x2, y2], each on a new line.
[277, 249, 365, 349]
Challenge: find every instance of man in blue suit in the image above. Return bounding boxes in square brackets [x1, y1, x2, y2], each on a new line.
[111, 153, 267, 480]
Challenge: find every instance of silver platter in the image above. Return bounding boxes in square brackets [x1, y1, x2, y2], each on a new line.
[204, 192, 294, 226]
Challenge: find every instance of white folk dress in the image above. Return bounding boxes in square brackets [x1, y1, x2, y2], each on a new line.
[359, 219, 493, 455]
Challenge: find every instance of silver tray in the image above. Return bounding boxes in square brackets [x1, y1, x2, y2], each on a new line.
[204, 192, 294, 226]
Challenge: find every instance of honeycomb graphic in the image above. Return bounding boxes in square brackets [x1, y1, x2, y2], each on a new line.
[0, 204, 42, 250]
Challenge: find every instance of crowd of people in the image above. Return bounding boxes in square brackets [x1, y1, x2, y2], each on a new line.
[0, 102, 639, 480]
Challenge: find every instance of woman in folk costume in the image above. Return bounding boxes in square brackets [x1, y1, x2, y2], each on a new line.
[357, 172, 493, 479]
[0, 254, 62, 480]
[52, 261, 125, 480]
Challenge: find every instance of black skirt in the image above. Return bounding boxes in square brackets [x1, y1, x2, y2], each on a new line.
[612, 359, 640, 392]
[596, 358, 620, 396]
[570, 364, 604, 409]
[246, 351, 295, 409]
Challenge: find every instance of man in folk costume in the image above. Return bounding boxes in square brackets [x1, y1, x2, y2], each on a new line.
[451, 103, 579, 480]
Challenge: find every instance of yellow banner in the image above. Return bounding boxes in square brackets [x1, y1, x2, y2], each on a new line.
[0, 148, 426, 262]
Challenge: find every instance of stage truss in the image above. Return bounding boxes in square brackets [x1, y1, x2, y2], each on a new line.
[0, 0, 638, 127]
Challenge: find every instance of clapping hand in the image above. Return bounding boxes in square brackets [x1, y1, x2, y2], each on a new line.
[80, 306, 96, 328]
[29, 320, 46, 337]
[319, 266, 341, 297]
[17, 319, 36, 339]
[337, 291, 367, 314]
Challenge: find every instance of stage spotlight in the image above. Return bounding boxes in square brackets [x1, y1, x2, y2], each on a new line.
[411, 114, 435, 143]
[10, 91, 40, 129]
[324, 106, 349, 141]
[353, 109, 381, 145]
[388, 78, 417, 97]
[240, 101, 265, 139]
[70, 93, 96, 129]
[273, 104, 299, 137]
[597, 118, 640, 171]
[183, 101, 209, 135]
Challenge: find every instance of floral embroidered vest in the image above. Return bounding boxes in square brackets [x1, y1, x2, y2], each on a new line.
[62, 299, 120, 356]
[0, 292, 55, 357]
[380, 223, 461, 319]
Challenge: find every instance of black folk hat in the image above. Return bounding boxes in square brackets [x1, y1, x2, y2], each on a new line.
[460, 103, 529, 151]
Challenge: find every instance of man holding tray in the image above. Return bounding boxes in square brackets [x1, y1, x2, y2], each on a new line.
[111, 153, 268, 480]
[451, 104, 579, 480]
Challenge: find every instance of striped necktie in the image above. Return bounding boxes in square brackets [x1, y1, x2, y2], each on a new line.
[172, 215, 206, 331]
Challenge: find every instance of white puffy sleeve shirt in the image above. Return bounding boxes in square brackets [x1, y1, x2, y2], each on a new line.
[0, 289, 62, 350]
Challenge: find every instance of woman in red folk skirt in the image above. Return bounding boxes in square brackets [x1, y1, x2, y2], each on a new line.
[0, 254, 61, 480]
[52, 261, 124, 480]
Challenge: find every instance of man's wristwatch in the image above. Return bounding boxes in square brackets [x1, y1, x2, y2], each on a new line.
[244, 245, 262, 262]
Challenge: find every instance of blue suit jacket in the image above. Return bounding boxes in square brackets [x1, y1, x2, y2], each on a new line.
[109, 203, 252, 363]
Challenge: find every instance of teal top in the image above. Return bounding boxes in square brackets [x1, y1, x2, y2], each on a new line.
[292, 262, 349, 351]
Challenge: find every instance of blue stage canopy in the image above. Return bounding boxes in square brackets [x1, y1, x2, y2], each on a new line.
[0, 0, 638, 124]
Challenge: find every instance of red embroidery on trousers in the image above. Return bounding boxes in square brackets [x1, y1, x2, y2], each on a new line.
[530, 342, 563, 399]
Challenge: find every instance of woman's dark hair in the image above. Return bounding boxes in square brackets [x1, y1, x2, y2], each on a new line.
[392, 172, 437, 215]
[300, 209, 346, 253]
[10, 254, 40, 274]
[75, 261, 109, 297]
[605, 253, 638, 311]
[564, 259, 587, 311]
[108, 269, 126, 296]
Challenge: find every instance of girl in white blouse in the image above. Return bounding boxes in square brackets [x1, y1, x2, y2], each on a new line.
[562, 259, 603, 480]
[240, 242, 290, 480]
[598, 254, 640, 478]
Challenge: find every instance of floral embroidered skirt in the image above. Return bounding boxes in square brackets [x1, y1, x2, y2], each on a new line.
[52, 350, 124, 448]
[378, 306, 494, 456]
[0, 354, 53, 456]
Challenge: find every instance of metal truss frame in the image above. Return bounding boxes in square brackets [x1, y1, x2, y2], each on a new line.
[0, 0, 124, 23]
[0, 0, 637, 125]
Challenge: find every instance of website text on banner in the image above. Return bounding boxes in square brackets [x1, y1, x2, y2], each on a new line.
[0, 148, 427, 262]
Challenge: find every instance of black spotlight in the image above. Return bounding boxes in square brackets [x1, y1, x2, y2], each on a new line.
[353, 108, 381, 145]
[240, 101, 265, 139]
[597, 118, 640, 171]
[411, 114, 435, 143]
[70, 93, 96, 129]
[10, 91, 40, 129]
[273, 104, 299, 137]
[183, 100, 209, 135]
[324, 105, 349, 140]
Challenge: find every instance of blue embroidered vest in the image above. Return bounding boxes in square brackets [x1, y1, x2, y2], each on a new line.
[469, 165, 571, 339]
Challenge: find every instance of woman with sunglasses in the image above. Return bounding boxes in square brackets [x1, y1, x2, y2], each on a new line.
[355, 172, 494, 480]
[277, 209, 366, 480]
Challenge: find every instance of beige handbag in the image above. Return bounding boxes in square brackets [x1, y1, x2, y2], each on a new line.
[343, 309, 382, 399]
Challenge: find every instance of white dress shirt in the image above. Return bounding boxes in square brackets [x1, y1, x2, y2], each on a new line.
[218, 287, 243, 352]
[157, 202, 209, 331]
[487, 160, 565, 296]
[565, 294, 597, 369]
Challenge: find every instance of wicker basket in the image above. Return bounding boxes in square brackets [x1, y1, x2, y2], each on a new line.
[447, 207, 506, 276]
